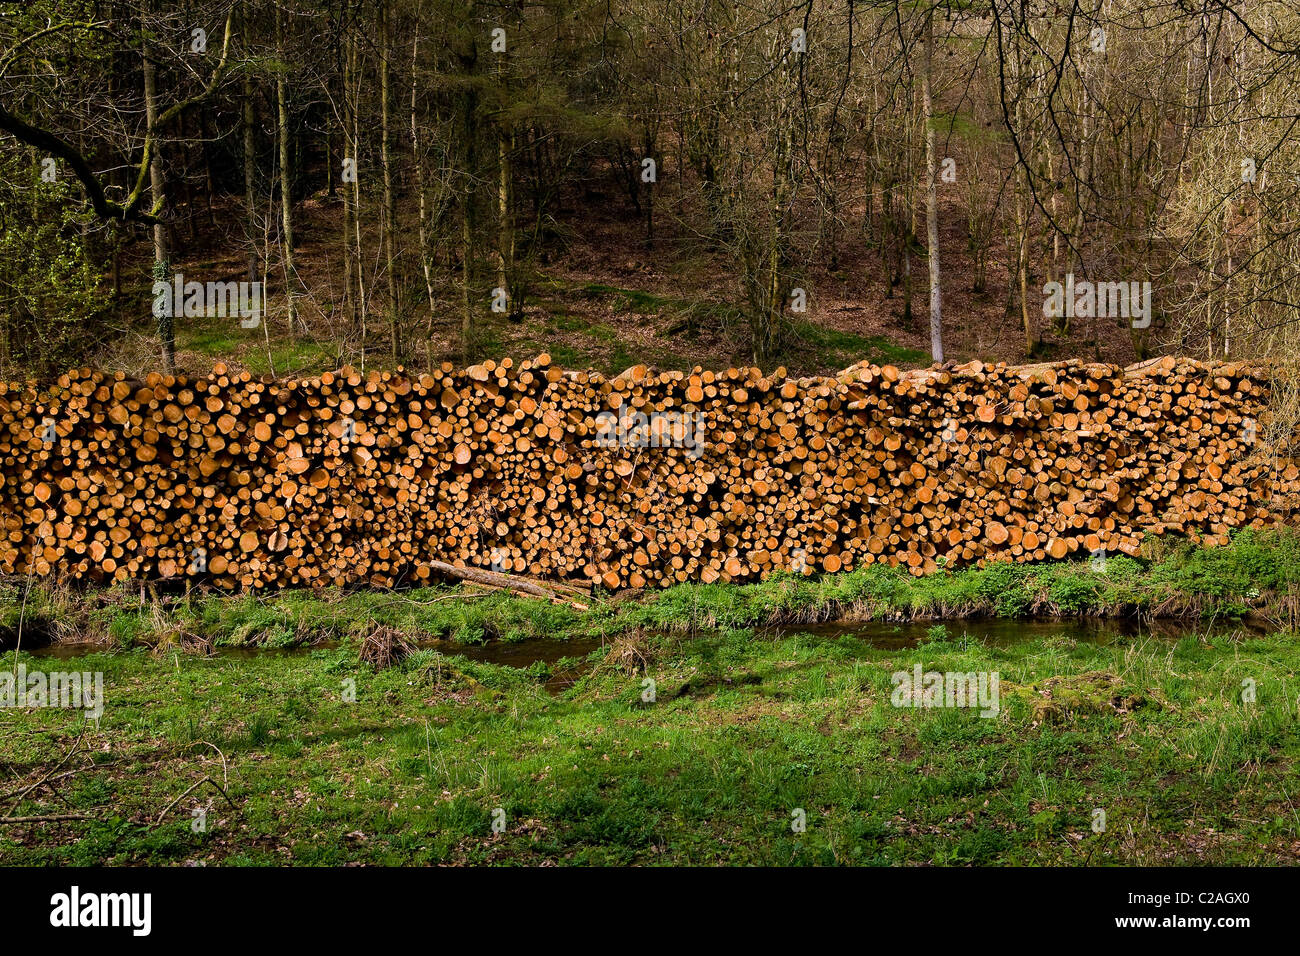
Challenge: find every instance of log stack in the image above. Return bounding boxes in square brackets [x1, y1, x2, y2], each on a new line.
[0, 355, 1295, 590]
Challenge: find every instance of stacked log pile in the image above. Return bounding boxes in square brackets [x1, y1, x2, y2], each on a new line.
[0, 355, 1294, 590]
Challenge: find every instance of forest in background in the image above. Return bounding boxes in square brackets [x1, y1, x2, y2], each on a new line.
[1, 0, 1299, 381]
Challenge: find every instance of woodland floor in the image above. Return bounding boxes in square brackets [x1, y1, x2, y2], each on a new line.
[92, 180, 1144, 382]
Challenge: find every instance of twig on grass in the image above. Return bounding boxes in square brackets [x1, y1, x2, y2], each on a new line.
[152, 776, 239, 829]
[3, 731, 84, 817]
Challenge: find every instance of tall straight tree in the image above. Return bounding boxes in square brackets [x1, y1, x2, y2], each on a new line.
[455, 1, 480, 363]
[242, 0, 259, 284]
[380, 0, 401, 361]
[275, 0, 301, 336]
[921, 6, 943, 363]
[142, 0, 173, 371]
[341, 8, 360, 343]
[410, 27, 437, 328]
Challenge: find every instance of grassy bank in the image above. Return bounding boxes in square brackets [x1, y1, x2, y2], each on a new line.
[1, 621, 1297, 865]
[3, 529, 1299, 652]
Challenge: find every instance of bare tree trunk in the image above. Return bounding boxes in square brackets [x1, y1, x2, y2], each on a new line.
[410, 29, 437, 337]
[341, 21, 357, 336]
[755, 55, 794, 366]
[1066, 23, 1095, 339]
[275, 1, 301, 337]
[349, 25, 367, 365]
[242, 0, 258, 283]
[143, 0, 174, 372]
[1016, 164, 1032, 356]
[1048, 151, 1060, 286]
[492, 20, 516, 321]
[459, 13, 479, 364]
[380, 0, 400, 362]
[182, 112, 198, 242]
[902, 224, 913, 327]
[202, 112, 217, 227]
[496, 124, 513, 317]
[461, 199, 474, 363]
[921, 10, 943, 363]
[461, 86, 477, 363]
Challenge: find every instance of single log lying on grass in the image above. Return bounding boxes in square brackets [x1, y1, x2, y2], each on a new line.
[425, 559, 589, 608]
[0, 355, 1295, 590]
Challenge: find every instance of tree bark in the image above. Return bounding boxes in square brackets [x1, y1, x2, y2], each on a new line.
[380, 0, 400, 362]
[275, 1, 301, 337]
[495, 122, 513, 318]
[348, 24, 366, 363]
[341, 20, 357, 336]
[460, 59, 478, 364]
[142, 0, 173, 372]
[410, 28, 437, 337]
[921, 10, 943, 363]
[241, 0, 258, 283]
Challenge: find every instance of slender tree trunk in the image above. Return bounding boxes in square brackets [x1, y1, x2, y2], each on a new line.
[921, 10, 943, 363]
[275, 1, 301, 337]
[242, 0, 258, 283]
[459, 13, 479, 363]
[461, 86, 477, 363]
[143, 0, 173, 372]
[494, 29, 514, 319]
[202, 113, 216, 227]
[341, 21, 357, 334]
[349, 25, 367, 363]
[496, 124, 513, 316]
[902, 233, 912, 325]
[1066, 35, 1095, 339]
[1048, 151, 1060, 285]
[1016, 165, 1032, 356]
[410, 29, 437, 335]
[183, 113, 198, 241]
[380, 0, 400, 362]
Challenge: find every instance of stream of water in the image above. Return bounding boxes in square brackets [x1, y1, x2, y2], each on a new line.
[21, 615, 1263, 668]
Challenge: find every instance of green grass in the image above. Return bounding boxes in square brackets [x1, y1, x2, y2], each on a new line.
[241, 342, 341, 377]
[579, 282, 684, 314]
[177, 324, 340, 377]
[1, 623, 1297, 865]
[784, 319, 929, 369]
[176, 326, 243, 357]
